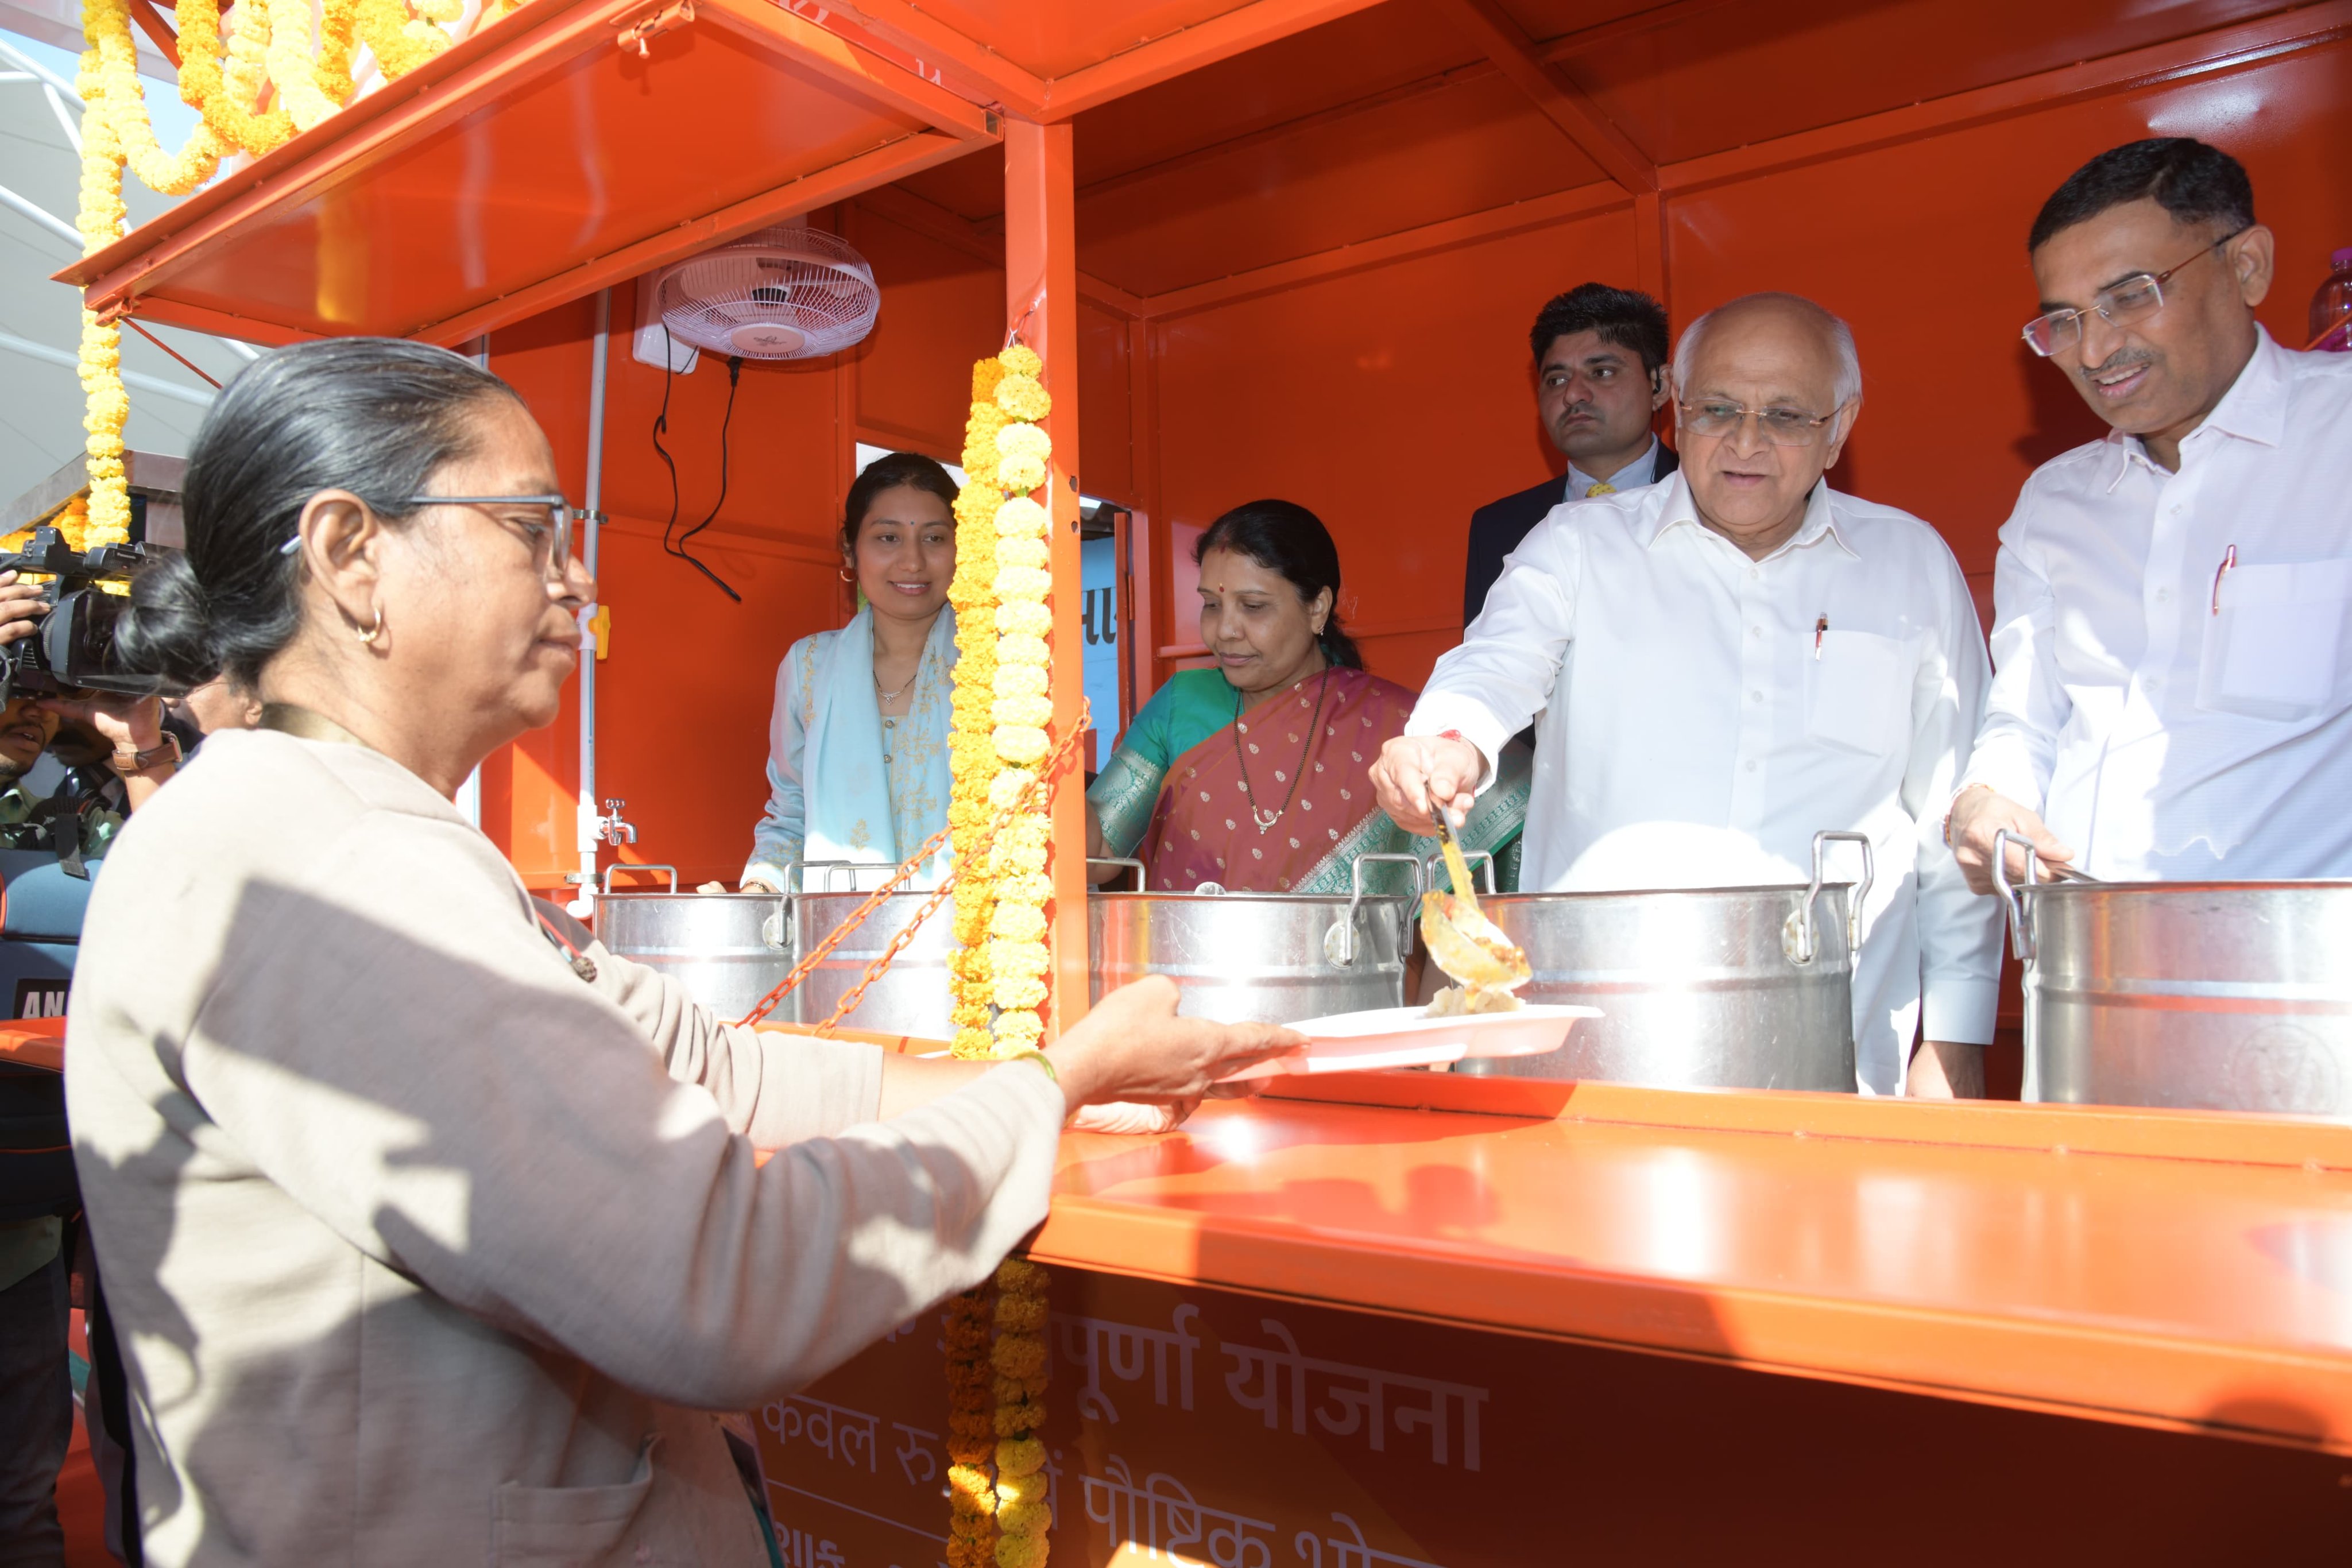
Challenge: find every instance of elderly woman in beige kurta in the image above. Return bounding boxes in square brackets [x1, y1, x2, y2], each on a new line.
[65, 339, 1294, 1567]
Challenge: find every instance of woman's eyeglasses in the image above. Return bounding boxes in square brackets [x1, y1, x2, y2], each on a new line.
[409, 495, 576, 581]
[277, 494, 580, 583]
[2020, 226, 2250, 357]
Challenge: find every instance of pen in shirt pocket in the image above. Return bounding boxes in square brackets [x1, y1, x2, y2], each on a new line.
[1814, 614, 1828, 659]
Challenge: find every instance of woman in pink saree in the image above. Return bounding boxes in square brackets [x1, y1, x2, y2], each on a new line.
[1087, 501, 1527, 896]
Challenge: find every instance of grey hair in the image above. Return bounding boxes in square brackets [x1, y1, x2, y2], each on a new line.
[1672, 292, 1863, 411]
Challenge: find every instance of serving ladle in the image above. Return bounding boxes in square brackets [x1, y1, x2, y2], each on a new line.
[1418, 792, 1531, 993]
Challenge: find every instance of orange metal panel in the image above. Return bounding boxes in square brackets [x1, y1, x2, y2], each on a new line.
[1038, 0, 1394, 117]
[1076, 72, 1606, 296]
[1003, 120, 1093, 1035]
[1556, 0, 2314, 167]
[1032, 1090, 2352, 1454]
[1425, 0, 1657, 191]
[60, 0, 995, 342]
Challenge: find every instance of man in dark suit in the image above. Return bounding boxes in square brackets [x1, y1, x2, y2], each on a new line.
[1463, 284, 1678, 626]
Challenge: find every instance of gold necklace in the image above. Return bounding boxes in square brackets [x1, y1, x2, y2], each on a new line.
[1233, 666, 1332, 834]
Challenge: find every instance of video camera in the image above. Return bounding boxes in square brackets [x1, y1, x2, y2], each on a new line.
[0, 525, 164, 702]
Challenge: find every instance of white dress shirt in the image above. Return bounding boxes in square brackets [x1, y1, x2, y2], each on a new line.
[1565, 435, 1662, 500]
[1410, 473, 2003, 1094]
[1960, 330, 2352, 878]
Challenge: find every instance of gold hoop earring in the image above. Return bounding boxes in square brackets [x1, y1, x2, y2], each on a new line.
[838, 568, 856, 584]
[355, 605, 384, 645]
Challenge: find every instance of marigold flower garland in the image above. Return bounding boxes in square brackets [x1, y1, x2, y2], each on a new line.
[940, 343, 1062, 1568]
[70, 0, 471, 532]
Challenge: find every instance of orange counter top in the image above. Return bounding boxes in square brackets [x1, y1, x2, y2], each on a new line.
[1031, 1075, 2352, 1457]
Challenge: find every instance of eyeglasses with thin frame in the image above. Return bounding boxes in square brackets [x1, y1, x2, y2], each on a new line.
[1677, 398, 1849, 447]
[2020, 226, 2250, 358]
[406, 494, 577, 582]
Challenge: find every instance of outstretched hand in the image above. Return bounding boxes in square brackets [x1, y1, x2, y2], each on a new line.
[1043, 976, 1303, 1112]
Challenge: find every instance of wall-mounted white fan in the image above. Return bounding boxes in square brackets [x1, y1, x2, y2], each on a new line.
[630, 218, 880, 370]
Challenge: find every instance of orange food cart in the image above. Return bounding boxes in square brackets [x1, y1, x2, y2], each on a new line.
[50, 0, 2352, 1558]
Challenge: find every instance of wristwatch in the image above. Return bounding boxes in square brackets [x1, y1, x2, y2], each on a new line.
[114, 733, 184, 776]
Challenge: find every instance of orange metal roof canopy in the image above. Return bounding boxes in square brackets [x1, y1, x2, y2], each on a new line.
[57, 0, 2352, 345]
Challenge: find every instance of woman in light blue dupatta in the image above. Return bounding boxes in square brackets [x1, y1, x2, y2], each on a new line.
[737, 453, 960, 893]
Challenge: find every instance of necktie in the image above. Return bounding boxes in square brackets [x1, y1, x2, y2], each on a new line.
[1585, 481, 1616, 498]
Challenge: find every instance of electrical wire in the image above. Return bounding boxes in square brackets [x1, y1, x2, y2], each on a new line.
[651, 325, 742, 602]
[671, 354, 743, 602]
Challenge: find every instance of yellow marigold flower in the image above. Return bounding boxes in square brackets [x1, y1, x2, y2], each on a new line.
[997, 1497, 1053, 1539]
[990, 1333, 1047, 1380]
[997, 1257, 1046, 1291]
[997, 872, 1054, 907]
[998, 344, 1042, 378]
[988, 939, 1051, 978]
[996, 497, 1050, 537]
[991, 1397, 1045, 1437]
[947, 1464, 997, 1509]
[996, 1436, 1046, 1477]
[993, 1467, 1046, 1507]
[992, 694, 1054, 730]
[966, 402, 1009, 441]
[962, 435, 1002, 479]
[996, 452, 1047, 494]
[996, 537, 1050, 572]
[993, 1372, 1047, 1406]
[995, 1009, 1046, 1048]
[956, 482, 1004, 528]
[996, 374, 1053, 422]
[994, 662, 1048, 698]
[993, 981, 1049, 1017]
[996, 602, 1053, 638]
[953, 1025, 996, 1058]
[973, 359, 1008, 401]
[993, 566, 1053, 602]
[995, 1290, 1048, 1332]
[994, 1532, 1047, 1568]
[987, 769, 1036, 810]
[996, 421, 1052, 464]
[998, 633, 1050, 667]
[989, 905, 1047, 943]
[995, 726, 1051, 766]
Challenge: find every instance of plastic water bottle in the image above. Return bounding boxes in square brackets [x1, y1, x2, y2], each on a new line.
[2313, 247, 2352, 353]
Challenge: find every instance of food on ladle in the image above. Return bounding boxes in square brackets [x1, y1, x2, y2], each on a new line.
[1427, 982, 1525, 1017]
[1420, 890, 1533, 993]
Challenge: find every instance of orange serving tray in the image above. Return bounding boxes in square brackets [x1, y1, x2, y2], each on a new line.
[1030, 1075, 2352, 1455]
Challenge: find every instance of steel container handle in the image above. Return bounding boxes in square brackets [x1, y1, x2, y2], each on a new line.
[790, 859, 862, 895]
[1788, 831, 1873, 967]
[1085, 857, 1148, 891]
[1419, 847, 1498, 896]
[1989, 828, 2038, 962]
[599, 863, 678, 895]
[1328, 852, 1423, 967]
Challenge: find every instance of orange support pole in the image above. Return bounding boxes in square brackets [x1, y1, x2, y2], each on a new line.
[1005, 119, 1090, 1037]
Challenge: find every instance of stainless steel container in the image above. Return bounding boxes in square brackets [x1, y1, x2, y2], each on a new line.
[1994, 832, 2352, 1116]
[1454, 831, 1870, 1092]
[1087, 854, 1421, 1024]
[788, 883, 957, 1038]
[594, 866, 796, 1021]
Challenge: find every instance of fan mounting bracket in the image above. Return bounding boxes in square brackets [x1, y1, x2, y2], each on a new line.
[614, 0, 695, 57]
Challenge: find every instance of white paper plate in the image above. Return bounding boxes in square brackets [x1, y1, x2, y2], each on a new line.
[1220, 1003, 1599, 1082]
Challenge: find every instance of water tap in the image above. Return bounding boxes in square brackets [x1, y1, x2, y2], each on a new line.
[596, 798, 639, 848]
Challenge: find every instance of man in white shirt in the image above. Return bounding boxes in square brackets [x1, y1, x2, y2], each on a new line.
[1375, 293, 2002, 1097]
[1946, 138, 2352, 891]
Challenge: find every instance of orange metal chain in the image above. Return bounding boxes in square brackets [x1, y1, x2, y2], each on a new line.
[734, 715, 1089, 1033]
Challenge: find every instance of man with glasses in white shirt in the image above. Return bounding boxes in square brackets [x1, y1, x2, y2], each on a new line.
[1374, 293, 2002, 1098]
[1945, 138, 2352, 899]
